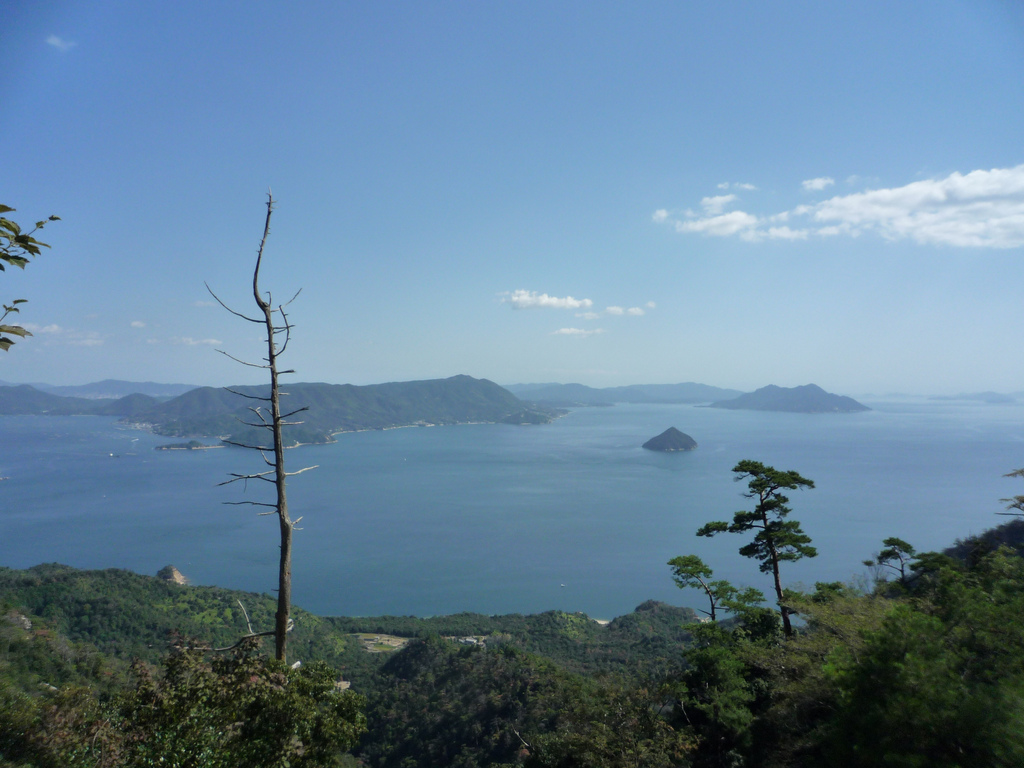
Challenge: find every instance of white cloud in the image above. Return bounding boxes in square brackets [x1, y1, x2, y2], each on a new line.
[646, 301, 656, 309]
[802, 177, 835, 191]
[577, 305, 652, 319]
[130, 320, 146, 328]
[46, 35, 75, 51]
[551, 328, 605, 337]
[817, 225, 846, 237]
[700, 194, 737, 215]
[22, 323, 62, 334]
[766, 226, 809, 240]
[808, 166, 1024, 247]
[656, 165, 1024, 248]
[674, 210, 759, 238]
[718, 182, 758, 191]
[173, 337, 222, 346]
[652, 209, 669, 223]
[20, 323, 102, 346]
[502, 290, 593, 309]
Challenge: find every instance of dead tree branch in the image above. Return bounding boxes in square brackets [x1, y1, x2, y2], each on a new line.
[208, 193, 310, 663]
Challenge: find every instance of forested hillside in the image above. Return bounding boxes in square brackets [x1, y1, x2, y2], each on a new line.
[4, 515, 1024, 766]
[0, 375, 562, 445]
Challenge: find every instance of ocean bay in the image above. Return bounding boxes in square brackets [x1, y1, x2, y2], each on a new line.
[2, 399, 1022, 619]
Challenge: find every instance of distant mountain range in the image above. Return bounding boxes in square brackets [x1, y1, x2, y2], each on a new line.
[929, 391, 1017, 404]
[0, 379, 872, 429]
[504, 382, 744, 406]
[708, 384, 870, 413]
[0, 375, 562, 445]
[0, 385, 162, 417]
[0, 379, 198, 400]
[504, 381, 871, 413]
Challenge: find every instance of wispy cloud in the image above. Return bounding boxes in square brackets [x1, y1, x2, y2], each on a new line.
[172, 337, 222, 346]
[130, 320, 146, 328]
[655, 165, 1024, 248]
[501, 290, 593, 310]
[22, 323, 62, 335]
[507, 290, 653, 337]
[764, 226, 808, 240]
[700, 194, 737, 215]
[22, 323, 103, 346]
[673, 210, 760, 238]
[46, 35, 76, 52]
[718, 182, 758, 191]
[575, 304, 652, 319]
[802, 176, 835, 191]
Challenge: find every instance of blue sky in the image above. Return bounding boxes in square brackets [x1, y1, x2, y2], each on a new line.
[3, 1, 1023, 394]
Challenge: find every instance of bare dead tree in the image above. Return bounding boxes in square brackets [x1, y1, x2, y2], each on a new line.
[206, 193, 316, 663]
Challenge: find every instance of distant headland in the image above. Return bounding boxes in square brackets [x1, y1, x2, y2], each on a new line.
[0, 375, 564, 446]
[154, 440, 223, 451]
[708, 384, 870, 413]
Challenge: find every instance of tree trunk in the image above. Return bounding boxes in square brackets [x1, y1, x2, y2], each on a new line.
[769, 543, 791, 637]
[761, 499, 791, 637]
[210, 195, 304, 664]
[253, 198, 291, 664]
[269, 359, 291, 663]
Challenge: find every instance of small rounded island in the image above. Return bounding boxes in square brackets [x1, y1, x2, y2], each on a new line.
[642, 427, 697, 452]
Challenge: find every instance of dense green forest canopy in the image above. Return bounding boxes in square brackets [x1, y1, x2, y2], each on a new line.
[0, 375, 562, 445]
[4, 516, 1024, 766]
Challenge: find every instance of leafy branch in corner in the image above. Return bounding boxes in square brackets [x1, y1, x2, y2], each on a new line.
[0, 204, 59, 351]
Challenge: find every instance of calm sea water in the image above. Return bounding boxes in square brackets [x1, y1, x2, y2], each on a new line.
[2, 400, 1023, 619]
